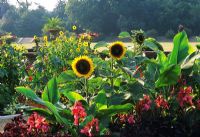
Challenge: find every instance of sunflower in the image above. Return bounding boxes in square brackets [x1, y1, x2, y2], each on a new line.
[59, 31, 64, 36]
[72, 25, 77, 31]
[109, 41, 126, 60]
[132, 30, 145, 45]
[72, 56, 94, 78]
[43, 36, 48, 42]
[135, 33, 145, 45]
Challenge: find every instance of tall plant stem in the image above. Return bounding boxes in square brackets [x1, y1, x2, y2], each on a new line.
[84, 78, 89, 104]
[111, 58, 114, 89]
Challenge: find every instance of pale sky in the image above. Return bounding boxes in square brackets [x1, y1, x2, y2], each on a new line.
[8, 0, 59, 11]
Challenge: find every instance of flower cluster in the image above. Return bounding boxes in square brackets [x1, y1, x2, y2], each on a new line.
[118, 114, 135, 125]
[136, 95, 152, 114]
[177, 86, 193, 107]
[155, 95, 169, 109]
[196, 99, 200, 110]
[72, 101, 87, 126]
[81, 118, 99, 137]
[27, 112, 49, 133]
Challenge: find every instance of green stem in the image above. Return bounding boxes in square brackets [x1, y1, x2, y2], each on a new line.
[111, 58, 114, 89]
[84, 78, 89, 104]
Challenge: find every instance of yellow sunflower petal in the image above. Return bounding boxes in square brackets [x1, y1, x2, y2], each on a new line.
[72, 56, 94, 78]
[109, 41, 126, 60]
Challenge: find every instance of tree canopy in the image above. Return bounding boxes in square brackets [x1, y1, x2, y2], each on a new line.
[0, 0, 200, 37]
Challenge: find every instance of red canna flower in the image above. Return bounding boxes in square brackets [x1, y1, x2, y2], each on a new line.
[136, 95, 152, 114]
[177, 86, 193, 107]
[155, 95, 169, 109]
[196, 100, 200, 110]
[80, 118, 99, 137]
[127, 115, 135, 124]
[72, 101, 87, 126]
[27, 112, 49, 133]
[29, 76, 33, 82]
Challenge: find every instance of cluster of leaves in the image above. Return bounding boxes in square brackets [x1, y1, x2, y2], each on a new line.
[0, 42, 27, 113]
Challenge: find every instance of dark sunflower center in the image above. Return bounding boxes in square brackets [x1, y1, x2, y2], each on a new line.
[136, 34, 145, 44]
[111, 44, 123, 57]
[76, 59, 91, 74]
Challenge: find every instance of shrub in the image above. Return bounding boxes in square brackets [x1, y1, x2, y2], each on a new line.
[0, 43, 27, 113]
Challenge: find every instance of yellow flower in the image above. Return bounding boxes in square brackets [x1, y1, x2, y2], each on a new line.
[59, 31, 64, 36]
[69, 36, 74, 42]
[109, 41, 126, 60]
[76, 48, 81, 52]
[72, 25, 77, 31]
[43, 36, 48, 42]
[34, 35, 37, 40]
[83, 41, 89, 47]
[78, 42, 82, 47]
[71, 56, 94, 78]
[84, 50, 88, 54]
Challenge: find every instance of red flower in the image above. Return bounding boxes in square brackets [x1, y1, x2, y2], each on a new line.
[80, 118, 99, 137]
[29, 76, 33, 82]
[136, 95, 152, 114]
[27, 112, 49, 133]
[196, 100, 200, 110]
[177, 86, 193, 107]
[118, 114, 135, 125]
[155, 95, 169, 109]
[72, 101, 87, 126]
[127, 115, 135, 124]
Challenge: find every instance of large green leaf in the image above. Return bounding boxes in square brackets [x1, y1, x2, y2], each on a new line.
[95, 90, 107, 110]
[93, 41, 109, 49]
[169, 31, 195, 65]
[181, 51, 200, 70]
[97, 103, 132, 117]
[44, 101, 78, 137]
[42, 77, 59, 104]
[155, 65, 181, 87]
[144, 38, 164, 51]
[118, 31, 131, 39]
[62, 91, 86, 103]
[15, 87, 44, 105]
[57, 70, 77, 83]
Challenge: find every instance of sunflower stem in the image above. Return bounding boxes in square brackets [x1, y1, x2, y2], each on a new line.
[111, 58, 114, 89]
[84, 78, 89, 104]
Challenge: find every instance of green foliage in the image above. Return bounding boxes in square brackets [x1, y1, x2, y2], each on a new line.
[42, 17, 64, 34]
[0, 43, 26, 113]
[42, 78, 60, 104]
[169, 31, 195, 65]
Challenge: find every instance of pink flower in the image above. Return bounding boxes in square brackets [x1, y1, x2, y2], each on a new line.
[196, 100, 200, 110]
[177, 86, 193, 107]
[27, 112, 49, 133]
[72, 101, 87, 126]
[136, 95, 152, 114]
[127, 115, 135, 124]
[81, 118, 99, 137]
[155, 95, 169, 109]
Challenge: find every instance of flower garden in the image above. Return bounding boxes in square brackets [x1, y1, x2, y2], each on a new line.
[0, 25, 200, 137]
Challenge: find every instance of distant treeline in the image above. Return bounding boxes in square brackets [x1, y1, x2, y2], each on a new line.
[0, 0, 200, 38]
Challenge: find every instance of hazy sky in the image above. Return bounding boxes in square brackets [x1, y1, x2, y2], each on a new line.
[8, 0, 59, 11]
